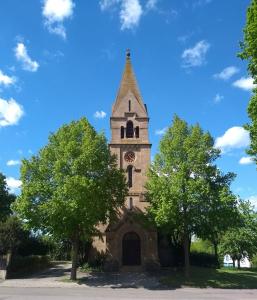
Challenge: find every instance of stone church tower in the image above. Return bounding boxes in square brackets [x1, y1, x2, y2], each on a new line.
[91, 51, 159, 271]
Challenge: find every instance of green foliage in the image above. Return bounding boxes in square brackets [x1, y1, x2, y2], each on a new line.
[191, 239, 213, 254]
[13, 118, 128, 279]
[190, 252, 217, 268]
[14, 118, 127, 238]
[147, 116, 219, 233]
[220, 201, 257, 264]
[252, 254, 257, 267]
[146, 115, 236, 274]
[42, 235, 71, 260]
[239, 0, 257, 163]
[0, 173, 16, 222]
[0, 217, 24, 254]
[17, 233, 49, 257]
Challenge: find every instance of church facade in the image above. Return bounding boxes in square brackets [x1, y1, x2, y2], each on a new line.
[90, 51, 159, 271]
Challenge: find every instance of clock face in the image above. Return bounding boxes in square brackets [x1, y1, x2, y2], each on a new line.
[124, 151, 135, 163]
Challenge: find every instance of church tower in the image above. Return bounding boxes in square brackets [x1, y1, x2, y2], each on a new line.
[90, 51, 159, 271]
[109, 49, 151, 211]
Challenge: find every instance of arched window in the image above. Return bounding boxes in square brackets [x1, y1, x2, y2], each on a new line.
[121, 126, 124, 139]
[135, 126, 139, 138]
[129, 100, 131, 112]
[126, 121, 134, 138]
[127, 165, 133, 188]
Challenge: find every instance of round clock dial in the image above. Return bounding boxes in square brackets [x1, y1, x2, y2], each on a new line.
[124, 151, 135, 163]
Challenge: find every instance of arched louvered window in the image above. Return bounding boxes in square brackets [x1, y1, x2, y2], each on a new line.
[127, 165, 133, 188]
[135, 126, 139, 138]
[126, 121, 134, 138]
[121, 126, 124, 139]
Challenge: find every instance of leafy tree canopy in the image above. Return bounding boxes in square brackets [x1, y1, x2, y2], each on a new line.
[14, 118, 128, 279]
[147, 115, 221, 234]
[220, 201, 257, 267]
[239, 0, 257, 163]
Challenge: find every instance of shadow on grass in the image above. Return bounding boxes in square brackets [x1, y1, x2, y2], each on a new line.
[160, 267, 257, 289]
[61, 266, 257, 290]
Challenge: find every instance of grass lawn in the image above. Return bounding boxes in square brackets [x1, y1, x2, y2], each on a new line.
[161, 267, 257, 289]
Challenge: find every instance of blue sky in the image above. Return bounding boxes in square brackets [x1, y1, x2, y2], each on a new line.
[0, 0, 256, 207]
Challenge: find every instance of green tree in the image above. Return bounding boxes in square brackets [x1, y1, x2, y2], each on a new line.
[239, 0, 257, 163]
[220, 201, 257, 268]
[195, 171, 239, 266]
[14, 118, 128, 280]
[0, 173, 16, 221]
[146, 116, 230, 277]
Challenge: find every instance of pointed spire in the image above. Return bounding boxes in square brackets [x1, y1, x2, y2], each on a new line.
[112, 50, 146, 115]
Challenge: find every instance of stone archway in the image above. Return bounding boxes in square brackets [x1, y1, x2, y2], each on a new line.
[122, 232, 141, 266]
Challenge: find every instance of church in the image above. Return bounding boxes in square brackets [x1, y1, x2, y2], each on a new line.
[90, 50, 159, 271]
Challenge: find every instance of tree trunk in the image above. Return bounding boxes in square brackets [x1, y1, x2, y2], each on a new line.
[183, 233, 190, 278]
[70, 235, 79, 281]
[237, 258, 241, 269]
[213, 241, 219, 268]
[232, 258, 235, 268]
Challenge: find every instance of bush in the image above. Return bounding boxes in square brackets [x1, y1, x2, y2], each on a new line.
[190, 251, 218, 268]
[191, 239, 213, 254]
[7, 255, 51, 278]
[17, 236, 49, 256]
[251, 254, 257, 267]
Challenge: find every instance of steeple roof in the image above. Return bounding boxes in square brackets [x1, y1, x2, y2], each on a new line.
[112, 50, 147, 115]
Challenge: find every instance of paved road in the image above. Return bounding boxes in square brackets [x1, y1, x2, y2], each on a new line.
[0, 286, 257, 300]
[1, 263, 257, 300]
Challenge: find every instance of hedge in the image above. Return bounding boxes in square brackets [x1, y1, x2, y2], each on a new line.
[190, 251, 218, 268]
[7, 255, 51, 278]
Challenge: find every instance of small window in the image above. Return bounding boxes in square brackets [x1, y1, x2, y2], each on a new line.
[121, 126, 124, 139]
[126, 121, 134, 138]
[135, 126, 139, 138]
[129, 100, 131, 112]
[129, 197, 133, 210]
[127, 165, 133, 188]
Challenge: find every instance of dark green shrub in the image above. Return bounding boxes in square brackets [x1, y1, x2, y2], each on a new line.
[251, 254, 257, 267]
[7, 255, 51, 278]
[190, 251, 218, 268]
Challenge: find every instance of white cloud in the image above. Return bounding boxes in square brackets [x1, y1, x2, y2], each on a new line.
[215, 126, 250, 152]
[239, 156, 254, 165]
[100, 0, 143, 30]
[146, 0, 158, 10]
[94, 110, 107, 119]
[182, 40, 210, 68]
[42, 0, 75, 39]
[232, 77, 256, 91]
[6, 177, 22, 193]
[213, 93, 224, 104]
[0, 98, 24, 127]
[0, 70, 15, 87]
[14, 43, 39, 72]
[155, 127, 167, 135]
[100, 0, 120, 10]
[214, 66, 239, 81]
[120, 0, 142, 30]
[7, 160, 20, 166]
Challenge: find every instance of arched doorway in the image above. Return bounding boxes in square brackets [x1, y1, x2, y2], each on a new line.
[122, 232, 141, 265]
